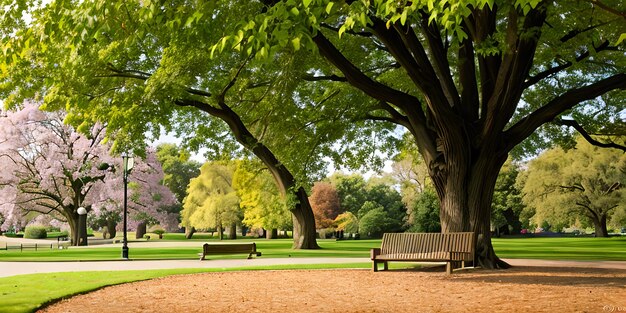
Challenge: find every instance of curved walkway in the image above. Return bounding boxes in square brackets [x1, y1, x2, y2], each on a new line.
[1, 258, 625, 278]
[0, 258, 371, 278]
[3, 237, 626, 278]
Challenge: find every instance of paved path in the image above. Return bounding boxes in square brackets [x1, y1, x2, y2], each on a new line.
[1, 258, 626, 278]
[0, 258, 372, 278]
[3, 237, 626, 278]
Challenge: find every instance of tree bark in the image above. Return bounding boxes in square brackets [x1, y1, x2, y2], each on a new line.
[502, 208, 522, 235]
[135, 221, 146, 239]
[266, 228, 278, 239]
[432, 144, 510, 269]
[592, 214, 609, 237]
[290, 187, 320, 249]
[185, 226, 195, 239]
[67, 211, 87, 246]
[180, 95, 320, 250]
[107, 220, 117, 239]
[228, 223, 237, 239]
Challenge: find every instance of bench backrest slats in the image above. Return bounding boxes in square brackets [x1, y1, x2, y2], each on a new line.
[203, 243, 257, 254]
[380, 232, 474, 260]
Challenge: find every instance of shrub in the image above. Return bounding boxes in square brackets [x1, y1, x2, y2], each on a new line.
[149, 225, 166, 239]
[24, 225, 47, 239]
[45, 225, 61, 232]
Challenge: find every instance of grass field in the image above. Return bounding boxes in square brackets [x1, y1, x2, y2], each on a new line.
[2, 236, 626, 261]
[0, 239, 377, 261]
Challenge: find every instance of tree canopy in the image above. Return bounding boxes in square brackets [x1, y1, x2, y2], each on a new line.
[181, 161, 242, 239]
[1, 0, 625, 264]
[521, 137, 626, 237]
[0, 104, 178, 244]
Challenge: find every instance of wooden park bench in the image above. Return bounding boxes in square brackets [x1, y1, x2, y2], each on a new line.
[371, 232, 475, 274]
[199, 242, 262, 260]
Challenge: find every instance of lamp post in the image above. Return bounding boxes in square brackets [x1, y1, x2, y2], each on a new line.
[77, 207, 87, 246]
[122, 153, 134, 259]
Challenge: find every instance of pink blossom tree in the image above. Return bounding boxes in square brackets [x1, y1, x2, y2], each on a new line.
[0, 104, 178, 245]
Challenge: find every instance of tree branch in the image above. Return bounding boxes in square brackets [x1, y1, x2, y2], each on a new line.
[311, 32, 421, 113]
[524, 40, 617, 89]
[505, 73, 626, 151]
[586, 0, 626, 19]
[320, 23, 373, 37]
[554, 118, 626, 152]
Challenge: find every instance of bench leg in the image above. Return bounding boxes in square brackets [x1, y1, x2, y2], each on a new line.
[383, 261, 388, 271]
[373, 261, 378, 272]
[446, 262, 453, 275]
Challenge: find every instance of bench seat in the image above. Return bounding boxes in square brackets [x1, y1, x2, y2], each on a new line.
[200, 242, 261, 260]
[371, 232, 475, 274]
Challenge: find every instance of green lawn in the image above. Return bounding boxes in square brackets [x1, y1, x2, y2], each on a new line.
[2, 236, 626, 261]
[0, 239, 379, 261]
[492, 236, 626, 261]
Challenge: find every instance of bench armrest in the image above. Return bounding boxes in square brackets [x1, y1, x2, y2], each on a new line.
[370, 248, 381, 260]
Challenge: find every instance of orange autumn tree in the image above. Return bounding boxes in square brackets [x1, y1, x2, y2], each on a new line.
[309, 182, 342, 229]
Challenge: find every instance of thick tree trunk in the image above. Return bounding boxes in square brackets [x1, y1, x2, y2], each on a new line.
[135, 221, 146, 239]
[217, 225, 224, 240]
[502, 208, 522, 235]
[67, 212, 87, 246]
[290, 187, 320, 249]
[592, 214, 609, 237]
[107, 220, 117, 238]
[185, 226, 195, 239]
[432, 147, 510, 269]
[266, 228, 278, 239]
[228, 223, 237, 239]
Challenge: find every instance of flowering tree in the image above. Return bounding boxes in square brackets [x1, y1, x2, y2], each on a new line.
[0, 104, 177, 245]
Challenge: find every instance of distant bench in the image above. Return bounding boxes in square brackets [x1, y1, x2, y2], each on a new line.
[371, 232, 475, 274]
[199, 243, 262, 260]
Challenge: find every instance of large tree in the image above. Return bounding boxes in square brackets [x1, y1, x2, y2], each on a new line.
[0, 0, 394, 249]
[309, 181, 342, 229]
[521, 138, 626, 237]
[210, 0, 624, 267]
[181, 161, 242, 240]
[0, 104, 178, 245]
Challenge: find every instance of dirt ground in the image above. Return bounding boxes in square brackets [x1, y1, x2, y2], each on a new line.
[39, 266, 626, 313]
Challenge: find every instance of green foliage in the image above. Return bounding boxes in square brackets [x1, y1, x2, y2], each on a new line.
[407, 187, 441, 233]
[328, 172, 406, 234]
[491, 158, 525, 234]
[521, 138, 626, 235]
[23, 225, 47, 239]
[156, 143, 201, 204]
[181, 161, 242, 231]
[328, 173, 368, 214]
[359, 207, 396, 238]
[334, 211, 359, 233]
[232, 159, 291, 231]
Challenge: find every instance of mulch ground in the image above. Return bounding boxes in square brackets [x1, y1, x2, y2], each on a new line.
[39, 266, 626, 313]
